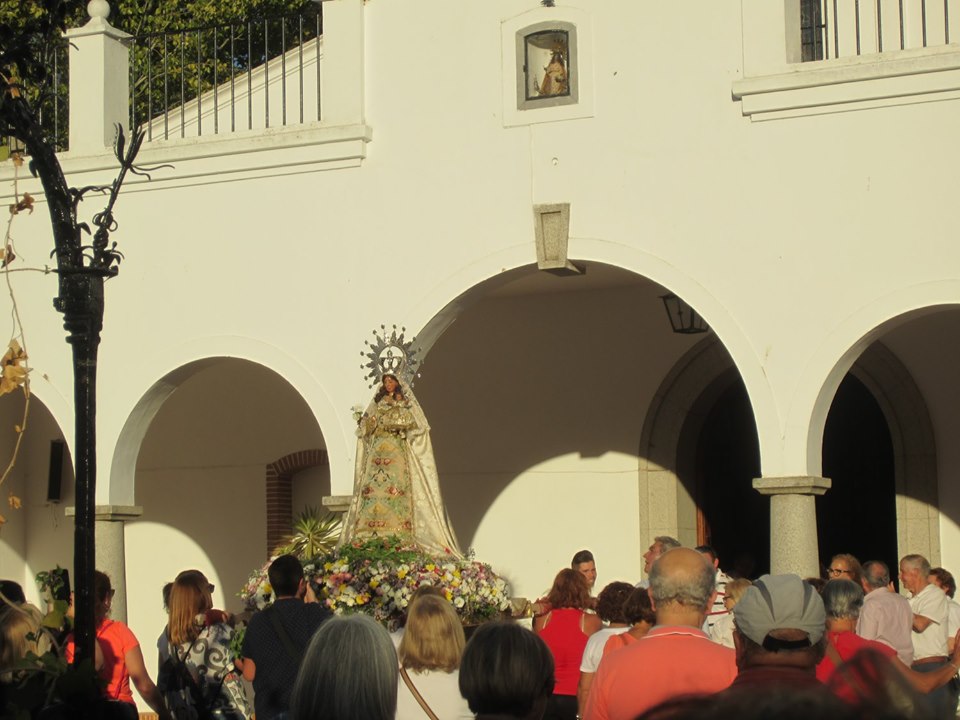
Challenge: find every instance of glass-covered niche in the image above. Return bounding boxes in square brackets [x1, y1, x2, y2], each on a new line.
[525, 30, 570, 100]
[517, 22, 578, 111]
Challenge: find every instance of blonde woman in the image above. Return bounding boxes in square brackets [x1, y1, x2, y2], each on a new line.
[708, 577, 752, 648]
[397, 594, 472, 720]
[163, 570, 250, 719]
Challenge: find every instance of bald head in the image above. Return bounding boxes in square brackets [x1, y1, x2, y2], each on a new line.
[650, 547, 716, 613]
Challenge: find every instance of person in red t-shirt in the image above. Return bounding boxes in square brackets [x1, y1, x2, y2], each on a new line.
[65, 571, 171, 720]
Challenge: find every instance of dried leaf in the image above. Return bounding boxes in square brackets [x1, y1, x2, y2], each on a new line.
[7, 494, 20, 510]
[8, 193, 33, 216]
[0, 340, 27, 397]
[10, 153, 23, 168]
[1, 245, 15, 268]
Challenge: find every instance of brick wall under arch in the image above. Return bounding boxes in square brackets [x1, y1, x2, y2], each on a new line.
[265, 449, 329, 555]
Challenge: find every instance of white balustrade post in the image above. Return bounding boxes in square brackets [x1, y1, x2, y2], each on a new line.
[65, 1, 131, 155]
[741, 0, 796, 76]
[320, 0, 365, 126]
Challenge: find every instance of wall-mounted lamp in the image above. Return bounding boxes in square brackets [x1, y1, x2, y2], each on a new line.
[660, 294, 708, 334]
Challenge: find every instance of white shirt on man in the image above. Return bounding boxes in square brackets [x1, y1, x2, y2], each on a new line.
[948, 598, 960, 638]
[909, 583, 949, 661]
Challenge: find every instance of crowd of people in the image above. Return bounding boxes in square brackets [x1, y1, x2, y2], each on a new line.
[1, 542, 960, 720]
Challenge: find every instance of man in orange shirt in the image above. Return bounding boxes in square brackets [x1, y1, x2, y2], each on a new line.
[584, 548, 737, 720]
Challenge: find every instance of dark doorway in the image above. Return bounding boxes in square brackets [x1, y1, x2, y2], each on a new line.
[693, 380, 766, 578]
[819, 374, 898, 572]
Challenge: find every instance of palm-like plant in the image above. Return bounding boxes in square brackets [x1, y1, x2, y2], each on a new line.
[273, 507, 342, 560]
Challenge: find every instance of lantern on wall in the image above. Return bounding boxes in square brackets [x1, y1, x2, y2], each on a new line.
[660, 294, 709, 334]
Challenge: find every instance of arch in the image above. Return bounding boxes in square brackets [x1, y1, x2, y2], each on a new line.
[645, 334, 939, 570]
[784, 282, 960, 476]
[264, 448, 329, 554]
[406, 239, 780, 475]
[638, 336, 739, 548]
[107, 338, 345, 506]
[848, 343, 939, 564]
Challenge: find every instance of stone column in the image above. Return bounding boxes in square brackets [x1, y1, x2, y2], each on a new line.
[753, 476, 831, 578]
[64, 504, 142, 623]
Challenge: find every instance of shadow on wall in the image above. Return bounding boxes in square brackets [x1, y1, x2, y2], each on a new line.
[0, 391, 74, 604]
[414, 272, 707, 548]
[131, 358, 328, 611]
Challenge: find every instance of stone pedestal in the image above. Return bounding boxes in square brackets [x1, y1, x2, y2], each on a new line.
[65, 505, 142, 623]
[753, 476, 831, 578]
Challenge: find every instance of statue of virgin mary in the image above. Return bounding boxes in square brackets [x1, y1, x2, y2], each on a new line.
[337, 332, 462, 558]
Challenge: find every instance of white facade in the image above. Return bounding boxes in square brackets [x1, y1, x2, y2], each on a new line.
[1, 1, 960, 708]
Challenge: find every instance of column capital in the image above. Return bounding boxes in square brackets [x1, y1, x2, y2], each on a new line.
[64, 504, 143, 521]
[322, 495, 352, 513]
[753, 476, 831, 496]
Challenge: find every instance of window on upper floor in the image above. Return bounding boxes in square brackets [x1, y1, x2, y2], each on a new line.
[799, 0, 956, 62]
[801, 0, 826, 61]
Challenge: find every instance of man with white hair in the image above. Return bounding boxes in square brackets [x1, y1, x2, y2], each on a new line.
[900, 553, 957, 718]
[637, 535, 681, 588]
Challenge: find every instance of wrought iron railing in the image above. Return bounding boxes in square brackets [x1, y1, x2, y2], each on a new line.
[801, 0, 957, 61]
[130, 5, 323, 142]
[1, 41, 69, 155]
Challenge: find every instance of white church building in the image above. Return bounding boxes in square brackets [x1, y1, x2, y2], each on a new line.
[1, 0, 959, 706]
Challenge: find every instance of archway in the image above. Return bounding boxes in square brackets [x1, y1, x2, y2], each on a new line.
[0, 391, 73, 604]
[818, 372, 898, 571]
[124, 357, 328, 669]
[412, 262, 759, 597]
[650, 336, 922, 580]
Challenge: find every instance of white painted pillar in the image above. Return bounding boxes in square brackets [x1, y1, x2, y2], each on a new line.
[320, 0, 365, 126]
[753, 476, 831, 578]
[64, 1, 131, 155]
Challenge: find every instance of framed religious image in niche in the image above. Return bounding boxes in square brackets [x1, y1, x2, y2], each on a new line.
[517, 22, 578, 111]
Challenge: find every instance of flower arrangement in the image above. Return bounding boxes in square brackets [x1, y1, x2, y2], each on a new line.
[240, 559, 274, 611]
[240, 537, 512, 630]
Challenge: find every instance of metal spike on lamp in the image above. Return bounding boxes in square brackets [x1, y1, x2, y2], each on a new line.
[660, 294, 709, 334]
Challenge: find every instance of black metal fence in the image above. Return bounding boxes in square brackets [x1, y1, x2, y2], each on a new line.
[1, 40, 69, 155]
[801, 0, 956, 61]
[130, 5, 323, 142]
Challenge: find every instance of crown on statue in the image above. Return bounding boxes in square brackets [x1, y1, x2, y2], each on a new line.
[360, 325, 421, 389]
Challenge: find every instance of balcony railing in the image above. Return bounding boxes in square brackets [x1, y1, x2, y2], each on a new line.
[801, 0, 959, 61]
[1, 41, 69, 154]
[130, 5, 323, 142]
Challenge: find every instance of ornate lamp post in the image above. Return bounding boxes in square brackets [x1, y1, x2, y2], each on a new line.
[0, 1, 156, 665]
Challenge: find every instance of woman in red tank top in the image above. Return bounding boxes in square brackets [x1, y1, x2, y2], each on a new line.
[533, 569, 602, 720]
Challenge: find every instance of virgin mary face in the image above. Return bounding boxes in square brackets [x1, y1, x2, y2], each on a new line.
[382, 375, 399, 394]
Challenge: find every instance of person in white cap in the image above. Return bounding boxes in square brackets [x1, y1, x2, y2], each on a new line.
[727, 573, 829, 693]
